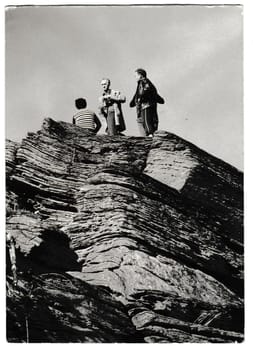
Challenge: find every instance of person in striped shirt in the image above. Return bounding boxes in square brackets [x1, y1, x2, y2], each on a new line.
[73, 98, 101, 133]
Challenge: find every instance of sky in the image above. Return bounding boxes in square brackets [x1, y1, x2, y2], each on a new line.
[5, 4, 243, 170]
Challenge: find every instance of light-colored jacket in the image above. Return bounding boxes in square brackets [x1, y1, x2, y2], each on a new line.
[98, 89, 126, 131]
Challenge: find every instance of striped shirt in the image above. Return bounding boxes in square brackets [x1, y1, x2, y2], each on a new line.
[73, 109, 97, 130]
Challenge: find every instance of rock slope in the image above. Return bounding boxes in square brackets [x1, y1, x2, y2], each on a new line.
[6, 118, 244, 343]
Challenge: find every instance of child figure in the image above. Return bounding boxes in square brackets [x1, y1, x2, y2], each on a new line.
[73, 98, 101, 134]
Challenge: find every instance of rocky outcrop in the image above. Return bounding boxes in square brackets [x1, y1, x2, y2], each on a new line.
[6, 118, 243, 343]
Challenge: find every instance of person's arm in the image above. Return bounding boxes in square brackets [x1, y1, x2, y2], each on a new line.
[98, 95, 105, 104]
[156, 93, 165, 104]
[110, 90, 126, 103]
[94, 114, 101, 133]
[72, 116, 76, 125]
[98, 97, 107, 118]
[117, 93, 126, 103]
[129, 93, 136, 108]
[98, 105, 107, 119]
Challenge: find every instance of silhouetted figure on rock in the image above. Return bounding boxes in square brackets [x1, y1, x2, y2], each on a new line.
[73, 98, 101, 133]
[98, 78, 126, 136]
[130, 68, 164, 137]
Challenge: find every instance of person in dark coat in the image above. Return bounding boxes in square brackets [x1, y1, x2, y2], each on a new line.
[98, 78, 126, 136]
[130, 68, 164, 136]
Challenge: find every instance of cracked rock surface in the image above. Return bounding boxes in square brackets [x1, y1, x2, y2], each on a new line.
[6, 118, 243, 343]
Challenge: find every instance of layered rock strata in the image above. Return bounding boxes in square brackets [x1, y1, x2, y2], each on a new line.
[6, 118, 243, 343]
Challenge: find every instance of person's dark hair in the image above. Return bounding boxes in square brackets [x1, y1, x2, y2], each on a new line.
[135, 68, 147, 78]
[75, 98, 87, 109]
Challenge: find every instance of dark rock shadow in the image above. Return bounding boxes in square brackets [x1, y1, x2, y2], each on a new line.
[13, 229, 82, 274]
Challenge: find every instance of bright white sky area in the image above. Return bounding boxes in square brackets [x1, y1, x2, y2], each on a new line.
[5, 5, 243, 169]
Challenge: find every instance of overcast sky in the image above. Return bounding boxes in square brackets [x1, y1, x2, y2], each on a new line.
[5, 5, 243, 169]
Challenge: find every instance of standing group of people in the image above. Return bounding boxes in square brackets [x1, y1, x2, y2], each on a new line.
[72, 68, 165, 137]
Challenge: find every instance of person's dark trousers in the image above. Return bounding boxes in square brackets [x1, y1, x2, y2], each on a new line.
[137, 108, 156, 136]
[137, 118, 147, 136]
[107, 110, 118, 136]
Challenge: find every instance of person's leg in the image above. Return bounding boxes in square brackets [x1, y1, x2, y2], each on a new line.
[137, 119, 147, 136]
[143, 107, 155, 136]
[137, 110, 148, 136]
[107, 111, 117, 135]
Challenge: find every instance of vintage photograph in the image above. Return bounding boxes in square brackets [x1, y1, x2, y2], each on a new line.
[6, 4, 243, 343]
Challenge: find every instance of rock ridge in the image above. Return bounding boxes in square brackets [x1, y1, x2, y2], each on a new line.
[6, 118, 243, 343]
